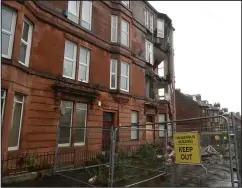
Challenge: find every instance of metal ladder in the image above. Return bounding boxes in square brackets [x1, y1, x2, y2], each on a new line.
[229, 113, 241, 187]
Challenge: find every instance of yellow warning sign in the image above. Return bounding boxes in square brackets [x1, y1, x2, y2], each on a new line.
[173, 132, 201, 164]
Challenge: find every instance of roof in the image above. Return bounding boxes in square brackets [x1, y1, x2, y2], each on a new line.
[175, 89, 221, 110]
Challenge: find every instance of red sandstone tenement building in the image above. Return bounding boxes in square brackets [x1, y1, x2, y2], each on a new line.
[1, 1, 175, 156]
[175, 89, 223, 132]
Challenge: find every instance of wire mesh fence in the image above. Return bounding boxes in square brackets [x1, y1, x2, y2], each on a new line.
[168, 116, 237, 187]
[2, 115, 239, 187]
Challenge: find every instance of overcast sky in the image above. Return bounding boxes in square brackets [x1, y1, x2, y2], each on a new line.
[149, 1, 241, 113]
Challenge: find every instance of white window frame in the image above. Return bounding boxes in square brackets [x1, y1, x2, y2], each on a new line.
[111, 15, 118, 43]
[121, 1, 129, 8]
[74, 103, 87, 146]
[58, 101, 73, 147]
[18, 18, 33, 67]
[157, 19, 165, 38]
[81, 1, 92, 30]
[1, 5, 16, 59]
[121, 19, 129, 47]
[78, 46, 90, 83]
[145, 40, 154, 64]
[131, 111, 138, 140]
[144, 9, 149, 28]
[1, 90, 6, 123]
[67, 1, 80, 24]
[63, 40, 77, 80]
[110, 59, 118, 89]
[158, 114, 165, 138]
[8, 94, 24, 151]
[149, 13, 154, 33]
[120, 61, 129, 92]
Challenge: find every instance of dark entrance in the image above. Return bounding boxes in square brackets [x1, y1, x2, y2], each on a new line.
[102, 112, 114, 152]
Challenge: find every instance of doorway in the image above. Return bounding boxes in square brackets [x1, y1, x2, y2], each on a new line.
[102, 112, 114, 152]
[146, 115, 154, 144]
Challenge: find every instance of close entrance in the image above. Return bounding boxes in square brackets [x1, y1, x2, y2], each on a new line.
[102, 112, 114, 152]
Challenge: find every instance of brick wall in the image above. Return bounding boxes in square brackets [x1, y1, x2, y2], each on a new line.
[175, 89, 202, 132]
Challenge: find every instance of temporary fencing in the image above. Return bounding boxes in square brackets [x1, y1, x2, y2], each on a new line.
[2, 115, 239, 187]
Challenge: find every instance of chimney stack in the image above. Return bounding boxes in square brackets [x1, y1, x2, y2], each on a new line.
[196, 94, 201, 102]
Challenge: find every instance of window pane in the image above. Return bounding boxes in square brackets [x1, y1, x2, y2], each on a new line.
[121, 77, 127, 90]
[64, 41, 75, 59]
[131, 126, 138, 140]
[8, 100, 23, 148]
[131, 111, 138, 139]
[159, 125, 165, 137]
[59, 101, 73, 144]
[2, 8, 13, 31]
[111, 75, 116, 88]
[79, 48, 88, 64]
[14, 95, 24, 102]
[81, 20, 90, 30]
[22, 21, 29, 42]
[1, 90, 6, 121]
[121, 20, 128, 32]
[110, 59, 117, 89]
[79, 64, 87, 81]
[158, 88, 165, 99]
[121, 62, 128, 76]
[111, 60, 117, 73]
[112, 15, 117, 26]
[1, 33, 10, 56]
[121, 32, 128, 46]
[158, 114, 165, 137]
[68, 1, 78, 16]
[77, 103, 87, 109]
[131, 112, 138, 123]
[111, 28, 117, 42]
[18, 42, 27, 63]
[168, 124, 172, 137]
[63, 59, 74, 77]
[75, 106, 87, 143]
[82, 1, 90, 21]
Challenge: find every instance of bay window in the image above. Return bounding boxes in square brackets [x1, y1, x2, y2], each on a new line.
[18, 18, 33, 67]
[8, 94, 24, 151]
[144, 9, 153, 32]
[120, 61, 129, 92]
[59, 101, 87, 147]
[131, 111, 138, 140]
[81, 1, 92, 30]
[1, 5, 16, 59]
[111, 15, 118, 43]
[74, 103, 87, 145]
[1, 90, 6, 123]
[67, 1, 80, 23]
[59, 101, 73, 146]
[78, 47, 90, 83]
[121, 19, 129, 47]
[145, 40, 153, 64]
[63, 40, 77, 79]
[158, 114, 165, 137]
[157, 19, 165, 38]
[149, 13, 153, 32]
[110, 59, 118, 89]
[144, 10, 149, 28]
